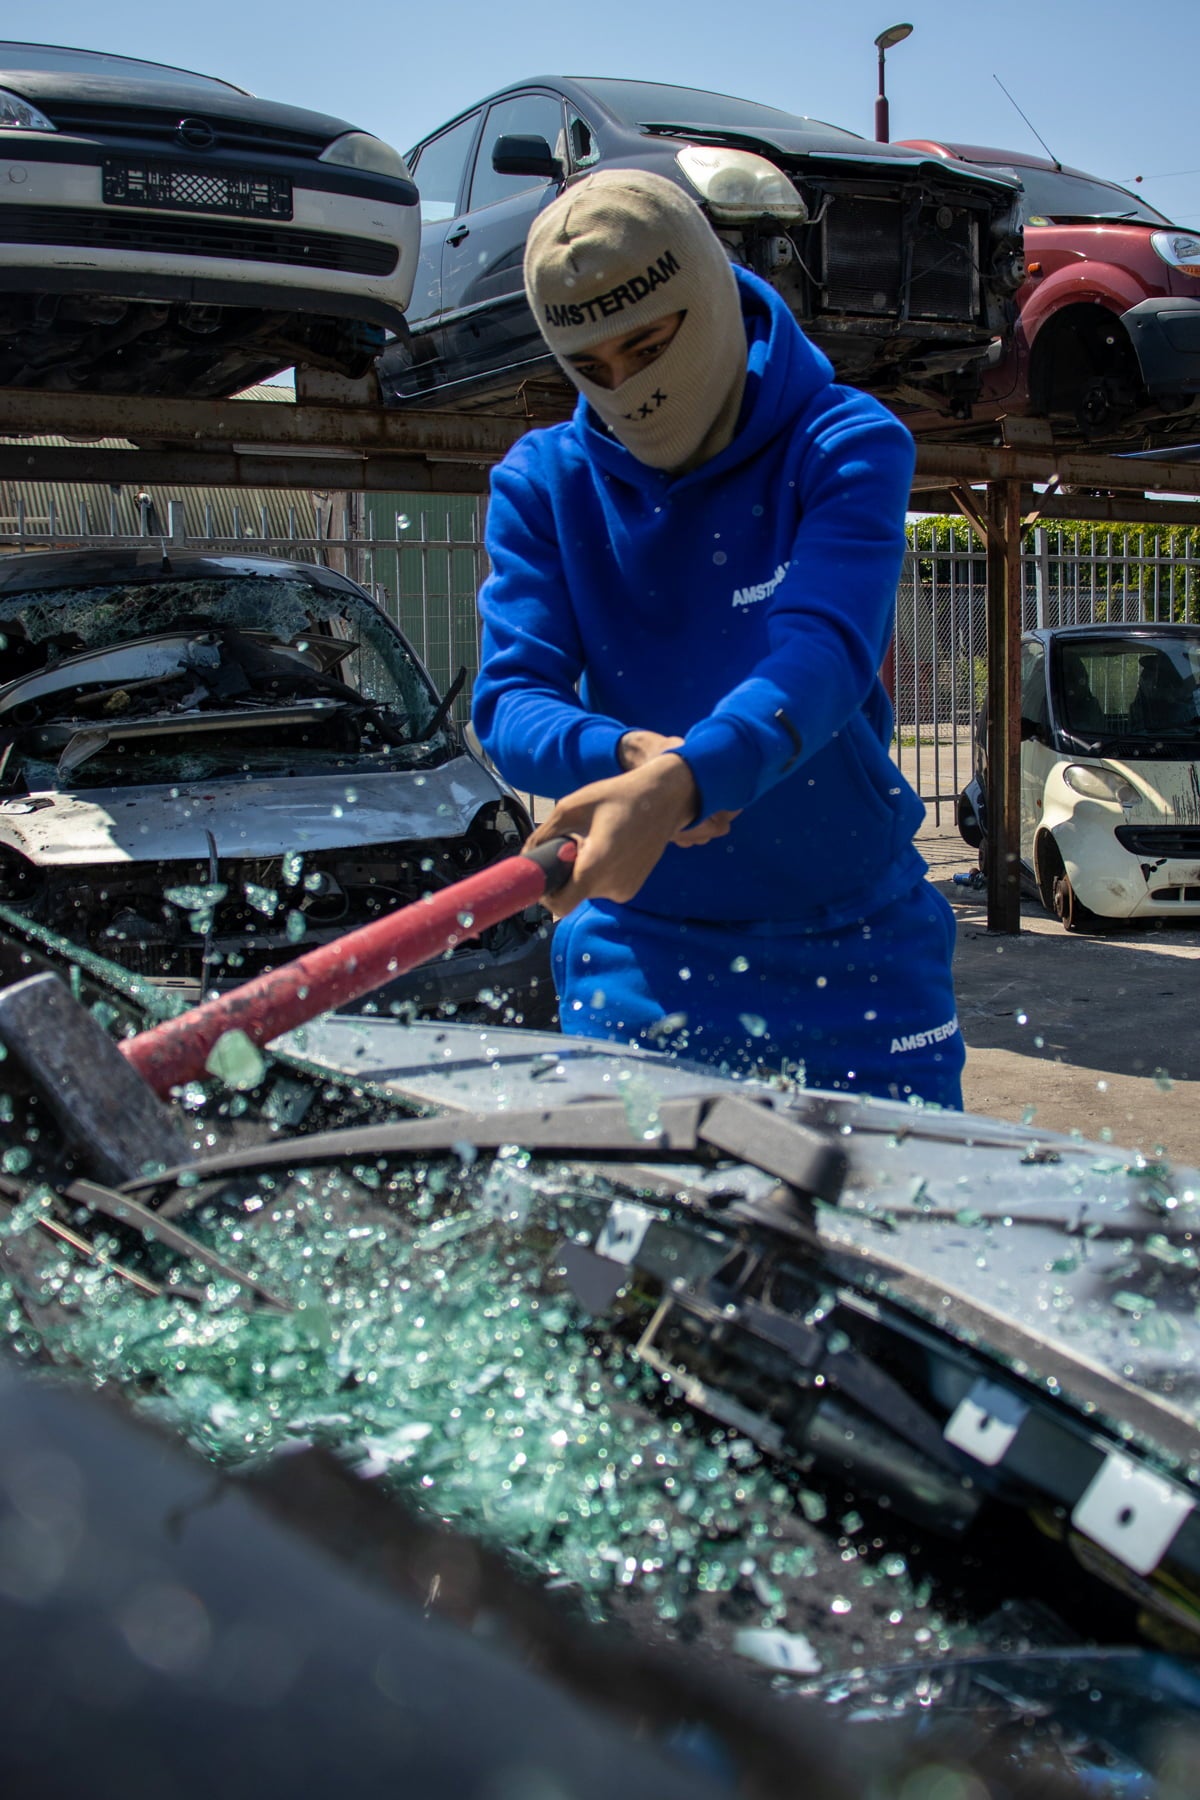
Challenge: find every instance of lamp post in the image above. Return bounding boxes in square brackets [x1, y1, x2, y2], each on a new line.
[874, 22, 913, 143]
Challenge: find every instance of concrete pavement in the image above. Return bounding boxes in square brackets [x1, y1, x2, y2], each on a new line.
[921, 815, 1200, 1168]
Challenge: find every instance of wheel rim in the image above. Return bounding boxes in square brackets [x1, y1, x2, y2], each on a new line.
[1053, 871, 1080, 929]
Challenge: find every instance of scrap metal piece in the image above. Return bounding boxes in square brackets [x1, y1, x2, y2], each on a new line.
[0, 972, 195, 1186]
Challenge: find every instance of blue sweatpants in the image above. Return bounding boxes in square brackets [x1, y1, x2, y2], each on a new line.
[551, 877, 964, 1108]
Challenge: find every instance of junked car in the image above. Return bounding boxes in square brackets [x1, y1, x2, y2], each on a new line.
[0, 40, 419, 394]
[378, 76, 1024, 419]
[0, 547, 552, 1019]
[1, 907, 1200, 1792]
[895, 142, 1200, 445]
[958, 622, 1200, 930]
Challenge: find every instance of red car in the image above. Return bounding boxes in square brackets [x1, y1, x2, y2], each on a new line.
[895, 141, 1200, 445]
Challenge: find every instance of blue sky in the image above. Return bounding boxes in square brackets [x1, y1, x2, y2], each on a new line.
[21, 0, 1200, 226]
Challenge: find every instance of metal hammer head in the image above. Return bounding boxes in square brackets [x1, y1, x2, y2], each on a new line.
[0, 973, 194, 1187]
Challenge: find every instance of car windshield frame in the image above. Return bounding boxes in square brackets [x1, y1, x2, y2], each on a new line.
[0, 40, 249, 95]
[0, 572, 446, 788]
[572, 76, 865, 145]
[1048, 629, 1200, 753]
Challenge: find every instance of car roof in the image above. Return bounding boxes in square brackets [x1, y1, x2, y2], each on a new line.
[0, 547, 363, 598]
[1029, 622, 1200, 640]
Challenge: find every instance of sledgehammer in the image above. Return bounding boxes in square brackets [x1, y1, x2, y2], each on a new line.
[0, 838, 577, 1185]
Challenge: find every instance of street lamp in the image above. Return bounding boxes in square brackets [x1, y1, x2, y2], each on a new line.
[874, 22, 913, 143]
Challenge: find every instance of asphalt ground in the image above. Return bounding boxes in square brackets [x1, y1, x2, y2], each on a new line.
[920, 812, 1200, 1168]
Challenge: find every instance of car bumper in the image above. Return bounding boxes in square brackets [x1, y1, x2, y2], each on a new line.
[1121, 297, 1200, 402]
[0, 159, 416, 325]
[1054, 816, 1200, 919]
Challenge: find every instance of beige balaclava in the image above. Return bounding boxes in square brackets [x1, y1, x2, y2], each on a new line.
[524, 168, 748, 471]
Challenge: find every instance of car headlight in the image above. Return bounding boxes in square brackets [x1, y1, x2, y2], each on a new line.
[1150, 230, 1200, 277]
[675, 144, 807, 223]
[319, 132, 411, 181]
[0, 89, 55, 132]
[1062, 764, 1138, 806]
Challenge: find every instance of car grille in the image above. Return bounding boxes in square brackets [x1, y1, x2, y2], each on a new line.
[0, 205, 397, 275]
[42, 102, 332, 159]
[1115, 825, 1200, 858]
[821, 195, 978, 323]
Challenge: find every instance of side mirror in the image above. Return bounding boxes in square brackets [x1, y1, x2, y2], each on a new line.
[491, 134, 563, 180]
[1019, 716, 1043, 742]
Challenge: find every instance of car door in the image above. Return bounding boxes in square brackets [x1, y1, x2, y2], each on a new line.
[402, 110, 483, 374]
[1019, 638, 1054, 862]
[438, 89, 570, 386]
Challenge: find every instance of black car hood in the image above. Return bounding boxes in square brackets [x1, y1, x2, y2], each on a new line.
[641, 120, 1021, 192]
[0, 67, 359, 143]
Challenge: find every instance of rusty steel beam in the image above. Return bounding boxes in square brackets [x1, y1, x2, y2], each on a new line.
[916, 442, 1200, 497]
[985, 480, 1024, 936]
[911, 486, 1200, 529]
[0, 388, 524, 460]
[0, 445, 494, 494]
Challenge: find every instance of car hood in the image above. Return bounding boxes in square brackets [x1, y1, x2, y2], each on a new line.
[0, 754, 499, 866]
[0, 67, 360, 143]
[644, 122, 1021, 191]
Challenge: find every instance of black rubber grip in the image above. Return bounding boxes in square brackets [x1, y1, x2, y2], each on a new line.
[520, 836, 578, 895]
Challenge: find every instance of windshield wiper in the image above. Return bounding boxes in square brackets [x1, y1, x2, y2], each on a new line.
[411, 664, 468, 744]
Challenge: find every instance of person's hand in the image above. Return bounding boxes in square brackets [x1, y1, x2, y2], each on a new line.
[617, 729, 684, 770]
[673, 809, 740, 847]
[529, 754, 700, 917]
[617, 731, 740, 848]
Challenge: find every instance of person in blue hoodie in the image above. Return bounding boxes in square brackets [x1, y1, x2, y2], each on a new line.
[473, 168, 964, 1108]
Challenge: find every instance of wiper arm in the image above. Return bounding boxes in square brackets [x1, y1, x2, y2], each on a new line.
[124, 1092, 848, 1217]
[412, 664, 468, 744]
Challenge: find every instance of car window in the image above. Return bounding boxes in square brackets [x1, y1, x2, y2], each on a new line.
[1020, 640, 1049, 734]
[579, 76, 863, 143]
[468, 92, 567, 213]
[0, 40, 245, 92]
[969, 161, 1170, 228]
[568, 111, 600, 170]
[1055, 635, 1200, 744]
[410, 113, 480, 223]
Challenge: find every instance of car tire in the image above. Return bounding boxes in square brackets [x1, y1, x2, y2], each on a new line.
[1051, 868, 1103, 934]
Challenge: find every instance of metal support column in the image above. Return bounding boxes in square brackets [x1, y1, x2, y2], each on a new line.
[985, 480, 1023, 933]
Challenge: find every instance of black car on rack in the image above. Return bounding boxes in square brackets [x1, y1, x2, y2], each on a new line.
[0, 40, 419, 394]
[379, 76, 1024, 421]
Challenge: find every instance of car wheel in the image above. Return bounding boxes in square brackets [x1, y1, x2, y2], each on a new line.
[1051, 868, 1102, 934]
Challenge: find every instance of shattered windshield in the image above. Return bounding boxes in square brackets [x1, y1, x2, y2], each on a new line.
[1053, 633, 1200, 751]
[0, 576, 445, 787]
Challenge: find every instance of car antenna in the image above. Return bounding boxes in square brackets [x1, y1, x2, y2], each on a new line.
[992, 74, 1062, 171]
[159, 536, 172, 575]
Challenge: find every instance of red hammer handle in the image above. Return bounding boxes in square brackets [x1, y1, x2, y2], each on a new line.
[120, 838, 577, 1097]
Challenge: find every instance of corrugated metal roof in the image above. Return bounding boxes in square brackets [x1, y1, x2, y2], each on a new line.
[0, 380, 322, 547]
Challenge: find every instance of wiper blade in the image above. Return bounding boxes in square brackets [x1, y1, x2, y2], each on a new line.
[125, 1093, 848, 1215]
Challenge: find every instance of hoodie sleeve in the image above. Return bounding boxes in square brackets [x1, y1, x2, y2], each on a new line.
[676, 391, 916, 819]
[472, 450, 629, 797]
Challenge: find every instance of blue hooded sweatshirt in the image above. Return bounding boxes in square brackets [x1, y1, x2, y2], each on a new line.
[473, 265, 926, 930]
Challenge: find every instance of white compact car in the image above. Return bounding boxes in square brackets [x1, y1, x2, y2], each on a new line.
[958, 623, 1200, 930]
[0, 40, 419, 394]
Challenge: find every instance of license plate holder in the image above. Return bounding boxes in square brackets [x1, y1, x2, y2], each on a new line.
[102, 158, 293, 221]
